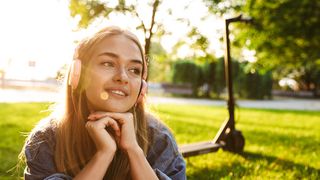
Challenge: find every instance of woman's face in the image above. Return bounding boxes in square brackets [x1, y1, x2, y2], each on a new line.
[85, 34, 143, 112]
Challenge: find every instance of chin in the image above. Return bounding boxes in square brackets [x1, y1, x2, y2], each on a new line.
[106, 100, 136, 112]
[88, 98, 135, 112]
[102, 104, 133, 113]
[106, 108, 128, 113]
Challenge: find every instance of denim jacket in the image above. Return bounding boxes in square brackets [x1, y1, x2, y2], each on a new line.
[24, 115, 186, 180]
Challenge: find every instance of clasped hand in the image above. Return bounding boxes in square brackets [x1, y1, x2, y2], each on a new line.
[86, 111, 139, 154]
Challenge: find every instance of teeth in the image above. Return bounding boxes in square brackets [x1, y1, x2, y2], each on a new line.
[111, 90, 125, 96]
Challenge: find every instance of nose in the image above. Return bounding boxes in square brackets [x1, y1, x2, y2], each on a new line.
[112, 67, 129, 84]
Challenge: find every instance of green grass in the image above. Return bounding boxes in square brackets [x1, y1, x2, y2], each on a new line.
[0, 103, 51, 179]
[1, 103, 319, 179]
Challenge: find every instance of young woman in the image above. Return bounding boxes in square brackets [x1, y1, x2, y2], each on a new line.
[20, 26, 186, 180]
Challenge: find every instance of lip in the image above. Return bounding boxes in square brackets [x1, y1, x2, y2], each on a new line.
[105, 87, 129, 97]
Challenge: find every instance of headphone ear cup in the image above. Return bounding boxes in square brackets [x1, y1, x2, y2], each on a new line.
[137, 80, 148, 103]
[68, 59, 82, 90]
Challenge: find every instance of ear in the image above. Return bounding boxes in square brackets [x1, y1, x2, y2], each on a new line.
[137, 80, 147, 103]
[68, 59, 82, 90]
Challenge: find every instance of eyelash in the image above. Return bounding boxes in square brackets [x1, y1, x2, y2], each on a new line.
[101, 62, 141, 75]
[102, 62, 114, 67]
[129, 68, 141, 75]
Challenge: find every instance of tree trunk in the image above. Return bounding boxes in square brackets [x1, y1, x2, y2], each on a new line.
[144, 0, 160, 81]
[144, 0, 160, 56]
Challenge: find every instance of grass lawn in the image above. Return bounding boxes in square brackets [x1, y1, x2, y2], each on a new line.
[0, 102, 319, 179]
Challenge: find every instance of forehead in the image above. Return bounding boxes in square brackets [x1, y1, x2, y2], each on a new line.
[94, 34, 142, 61]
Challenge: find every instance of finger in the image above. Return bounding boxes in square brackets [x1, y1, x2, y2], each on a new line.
[89, 112, 128, 124]
[87, 117, 121, 136]
[88, 111, 109, 120]
[100, 112, 133, 125]
[101, 117, 121, 136]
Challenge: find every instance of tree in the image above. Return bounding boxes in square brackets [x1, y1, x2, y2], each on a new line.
[148, 42, 171, 82]
[55, 64, 68, 82]
[69, 0, 161, 56]
[206, 0, 320, 97]
[172, 60, 202, 97]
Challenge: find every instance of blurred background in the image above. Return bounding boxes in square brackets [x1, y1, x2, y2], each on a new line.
[0, 0, 319, 179]
[1, 0, 319, 100]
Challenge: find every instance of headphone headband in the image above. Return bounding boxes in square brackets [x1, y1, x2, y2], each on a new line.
[68, 59, 81, 90]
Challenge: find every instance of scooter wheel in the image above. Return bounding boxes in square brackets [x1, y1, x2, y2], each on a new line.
[223, 129, 245, 153]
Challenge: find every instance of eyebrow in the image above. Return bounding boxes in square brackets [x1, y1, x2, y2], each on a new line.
[98, 52, 143, 65]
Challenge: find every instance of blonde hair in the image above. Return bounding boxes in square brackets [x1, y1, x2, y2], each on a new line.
[21, 26, 149, 179]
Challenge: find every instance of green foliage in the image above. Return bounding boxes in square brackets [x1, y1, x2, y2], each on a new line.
[201, 58, 226, 98]
[55, 64, 68, 82]
[240, 69, 272, 99]
[69, 0, 112, 28]
[232, 61, 273, 99]
[187, 27, 210, 56]
[206, 0, 320, 96]
[148, 42, 171, 82]
[212, 57, 226, 98]
[172, 60, 203, 97]
[69, 0, 163, 55]
[1, 103, 320, 179]
[201, 61, 216, 97]
[170, 57, 273, 99]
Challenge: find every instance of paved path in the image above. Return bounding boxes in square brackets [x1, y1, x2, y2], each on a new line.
[0, 89, 61, 103]
[148, 96, 320, 111]
[1, 89, 319, 111]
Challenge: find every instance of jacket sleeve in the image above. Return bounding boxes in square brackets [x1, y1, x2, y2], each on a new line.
[147, 119, 186, 180]
[153, 155, 186, 180]
[24, 129, 72, 180]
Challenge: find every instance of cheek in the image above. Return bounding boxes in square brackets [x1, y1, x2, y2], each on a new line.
[85, 85, 99, 102]
[84, 71, 105, 96]
[86, 69, 109, 86]
[130, 80, 142, 95]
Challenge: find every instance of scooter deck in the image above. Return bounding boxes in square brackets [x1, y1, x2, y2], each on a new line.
[179, 141, 223, 157]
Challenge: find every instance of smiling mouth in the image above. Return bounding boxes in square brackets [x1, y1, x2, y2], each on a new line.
[110, 90, 127, 96]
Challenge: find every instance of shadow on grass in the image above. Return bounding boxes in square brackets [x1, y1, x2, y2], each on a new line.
[187, 160, 246, 180]
[241, 151, 320, 177]
[243, 129, 320, 151]
[187, 151, 320, 179]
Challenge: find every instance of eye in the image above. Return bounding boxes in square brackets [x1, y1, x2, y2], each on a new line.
[101, 61, 114, 67]
[129, 68, 142, 75]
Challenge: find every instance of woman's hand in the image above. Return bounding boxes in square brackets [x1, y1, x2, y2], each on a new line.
[74, 116, 120, 180]
[86, 115, 121, 154]
[88, 112, 159, 180]
[88, 112, 140, 152]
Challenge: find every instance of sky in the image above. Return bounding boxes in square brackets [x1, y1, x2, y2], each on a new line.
[0, 0, 225, 80]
